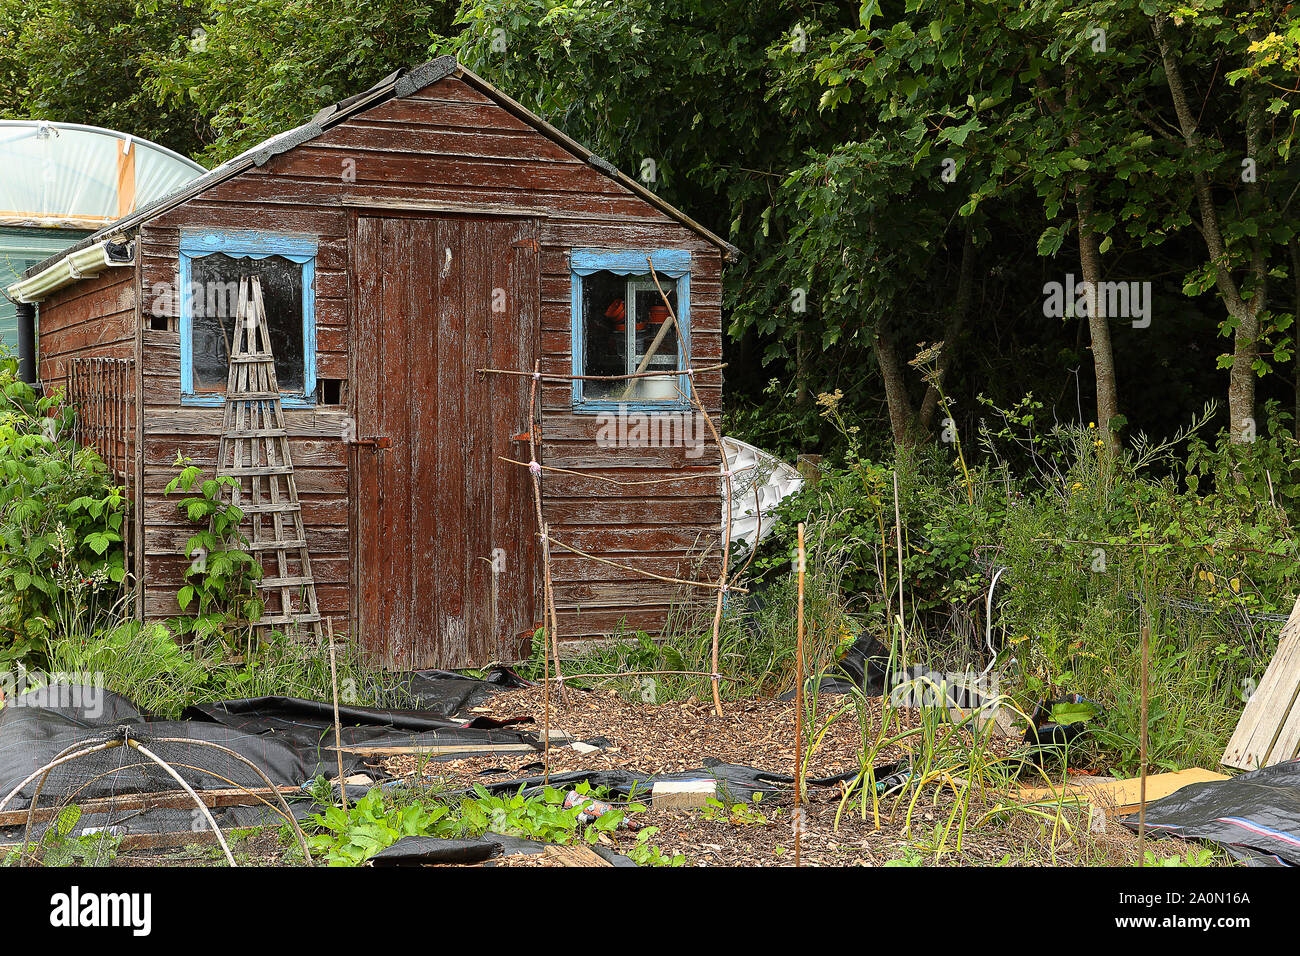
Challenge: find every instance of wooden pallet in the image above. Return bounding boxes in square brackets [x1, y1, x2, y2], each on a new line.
[1222, 593, 1300, 769]
[216, 277, 323, 642]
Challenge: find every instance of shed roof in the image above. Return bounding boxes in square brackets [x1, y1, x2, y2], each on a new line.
[23, 56, 738, 279]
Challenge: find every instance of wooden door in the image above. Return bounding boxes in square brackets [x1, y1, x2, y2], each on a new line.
[351, 214, 539, 669]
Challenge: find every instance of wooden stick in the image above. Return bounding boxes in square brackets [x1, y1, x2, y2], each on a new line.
[535, 669, 744, 684]
[893, 470, 907, 668]
[646, 261, 731, 718]
[534, 392, 567, 711]
[542, 533, 744, 592]
[499, 456, 719, 487]
[522, 359, 564, 780]
[1139, 622, 1149, 865]
[619, 302, 681, 400]
[478, 363, 726, 382]
[326, 618, 348, 810]
[0, 786, 298, 828]
[795, 522, 806, 868]
[542, 610, 551, 786]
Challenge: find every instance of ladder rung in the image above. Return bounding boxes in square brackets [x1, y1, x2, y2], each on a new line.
[229, 355, 276, 363]
[236, 503, 301, 514]
[260, 575, 314, 588]
[257, 613, 322, 626]
[228, 392, 283, 401]
[221, 465, 295, 476]
[247, 539, 307, 551]
[226, 429, 289, 438]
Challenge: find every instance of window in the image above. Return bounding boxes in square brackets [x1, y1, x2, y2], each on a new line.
[180, 231, 316, 406]
[571, 249, 691, 409]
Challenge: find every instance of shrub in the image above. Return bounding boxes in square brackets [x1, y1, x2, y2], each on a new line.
[744, 391, 1296, 770]
[0, 359, 127, 668]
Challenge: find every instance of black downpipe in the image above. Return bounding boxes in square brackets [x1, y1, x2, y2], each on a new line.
[16, 300, 36, 385]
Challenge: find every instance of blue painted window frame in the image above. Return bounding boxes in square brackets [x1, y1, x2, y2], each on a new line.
[179, 229, 317, 408]
[569, 248, 692, 414]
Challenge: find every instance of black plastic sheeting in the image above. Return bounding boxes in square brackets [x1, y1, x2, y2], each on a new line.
[1119, 759, 1300, 866]
[370, 835, 501, 865]
[398, 667, 528, 717]
[367, 832, 636, 867]
[0, 671, 541, 812]
[446, 757, 867, 804]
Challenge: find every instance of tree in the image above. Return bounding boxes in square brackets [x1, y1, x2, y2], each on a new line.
[142, 0, 460, 164]
[1149, 3, 1296, 443]
[0, 0, 206, 156]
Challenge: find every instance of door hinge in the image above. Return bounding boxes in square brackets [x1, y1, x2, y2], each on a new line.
[512, 237, 539, 253]
[351, 437, 391, 449]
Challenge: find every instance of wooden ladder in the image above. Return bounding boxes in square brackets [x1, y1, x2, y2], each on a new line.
[215, 276, 323, 642]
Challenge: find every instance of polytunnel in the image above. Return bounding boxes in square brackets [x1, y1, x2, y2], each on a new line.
[0, 121, 205, 350]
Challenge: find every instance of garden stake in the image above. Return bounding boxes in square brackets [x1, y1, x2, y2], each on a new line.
[795, 522, 806, 867]
[523, 359, 567, 708]
[326, 618, 347, 810]
[893, 471, 906, 668]
[1139, 622, 1149, 864]
[646, 259, 730, 717]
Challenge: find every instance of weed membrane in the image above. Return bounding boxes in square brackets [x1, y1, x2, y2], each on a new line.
[1119, 759, 1300, 866]
[0, 672, 541, 846]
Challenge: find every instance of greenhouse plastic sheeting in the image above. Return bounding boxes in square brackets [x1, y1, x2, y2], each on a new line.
[1119, 759, 1300, 866]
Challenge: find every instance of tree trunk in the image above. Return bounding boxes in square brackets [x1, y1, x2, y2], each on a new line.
[1036, 70, 1122, 447]
[876, 330, 917, 448]
[1074, 183, 1122, 451]
[1228, 308, 1261, 441]
[1153, 13, 1267, 443]
[919, 225, 975, 433]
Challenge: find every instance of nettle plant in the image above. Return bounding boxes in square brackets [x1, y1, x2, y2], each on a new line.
[164, 455, 264, 630]
[0, 360, 126, 665]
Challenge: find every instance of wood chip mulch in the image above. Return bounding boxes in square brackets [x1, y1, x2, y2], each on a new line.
[371, 684, 1180, 867]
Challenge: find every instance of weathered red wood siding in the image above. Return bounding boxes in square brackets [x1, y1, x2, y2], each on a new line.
[60, 72, 724, 653]
[36, 267, 136, 391]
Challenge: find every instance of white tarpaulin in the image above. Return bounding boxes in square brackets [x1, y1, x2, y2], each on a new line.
[722, 437, 804, 552]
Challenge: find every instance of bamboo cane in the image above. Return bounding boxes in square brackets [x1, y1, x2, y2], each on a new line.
[794, 522, 806, 868]
[645, 261, 731, 718]
[1139, 622, 1149, 865]
[326, 618, 348, 810]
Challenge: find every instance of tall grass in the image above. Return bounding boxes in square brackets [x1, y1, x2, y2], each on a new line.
[543, 524, 857, 703]
[41, 620, 410, 718]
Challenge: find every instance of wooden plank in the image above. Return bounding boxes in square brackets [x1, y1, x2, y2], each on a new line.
[324, 742, 542, 756]
[1016, 768, 1228, 815]
[434, 218, 467, 666]
[380, 217, 413, 667]
[0, 786, 297, 827]
[543, 844, 612, 867]
[504, 216, 539, 659]
[410, 217, 441, 670]
[1223, 593, 1300, 769]
[464, 218, 494, 663]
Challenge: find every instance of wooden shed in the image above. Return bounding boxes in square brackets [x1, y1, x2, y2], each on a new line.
[7, 56, 736, 669]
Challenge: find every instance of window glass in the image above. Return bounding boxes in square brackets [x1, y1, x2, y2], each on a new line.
[190, 253, 305, 393]
[581, 269, 680, 401]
